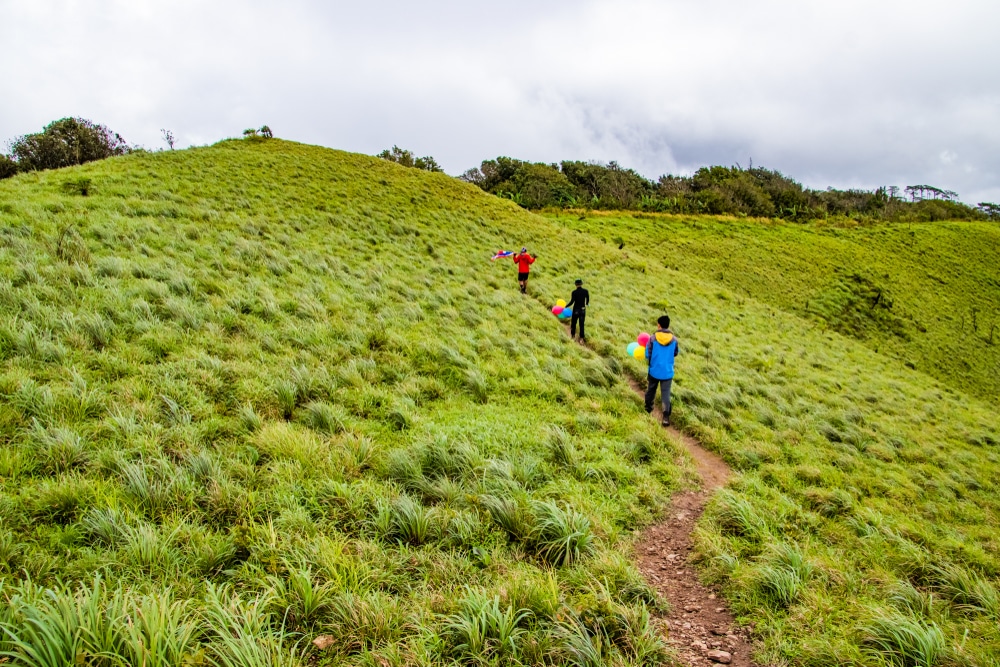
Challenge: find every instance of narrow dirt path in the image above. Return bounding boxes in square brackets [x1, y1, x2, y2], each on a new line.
[625, 376, 759, 667]
[549, 308, 760, 665]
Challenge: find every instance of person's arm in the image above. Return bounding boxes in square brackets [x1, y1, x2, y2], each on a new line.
[645, 338, 653, 362]
[566, 293, 575, 308]
[674, 340, 679, 357]
[585, 290, 590, 307]
[528, 255, 536, 264]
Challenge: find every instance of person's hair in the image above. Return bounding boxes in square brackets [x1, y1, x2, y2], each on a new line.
[574, 279, 582, 285]
[657, 315, 671, 328]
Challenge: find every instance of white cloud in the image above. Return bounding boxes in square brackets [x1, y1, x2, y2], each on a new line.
[2, 0, 998, 202]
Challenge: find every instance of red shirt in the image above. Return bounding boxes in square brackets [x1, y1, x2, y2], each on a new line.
[513, 253, 535, 272]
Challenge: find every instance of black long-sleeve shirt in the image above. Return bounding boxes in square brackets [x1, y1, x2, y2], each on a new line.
[567, 287, 589, 311]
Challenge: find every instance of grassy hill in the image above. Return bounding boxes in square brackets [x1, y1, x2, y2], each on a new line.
[0, 139, 998, 665]
[544, 210, 1000, 402]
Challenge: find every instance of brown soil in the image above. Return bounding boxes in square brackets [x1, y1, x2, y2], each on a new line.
[627, 376, 761, 667]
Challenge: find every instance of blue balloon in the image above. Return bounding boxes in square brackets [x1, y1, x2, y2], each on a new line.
[627, 342, 639, 356]
[561, 308, 572, 319]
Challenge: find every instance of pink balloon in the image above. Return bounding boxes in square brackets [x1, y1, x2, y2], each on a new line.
[637, 332, 651, 346]
[552, 305, 564, 315]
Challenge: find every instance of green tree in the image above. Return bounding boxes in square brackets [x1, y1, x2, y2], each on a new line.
[7, 117, 130, 171]
[377, 146, 443, 172]
[977, 202, 1000, 220]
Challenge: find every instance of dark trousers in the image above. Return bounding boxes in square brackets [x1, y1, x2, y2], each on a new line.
[645, 375, 673, 418]
[571, 310, 586, 339]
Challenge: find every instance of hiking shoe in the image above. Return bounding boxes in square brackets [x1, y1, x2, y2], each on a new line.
[661, 419, 670, 427]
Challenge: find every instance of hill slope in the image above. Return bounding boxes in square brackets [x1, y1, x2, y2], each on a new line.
[544, 210, 1000, 402]
[0, 140, 998, 665]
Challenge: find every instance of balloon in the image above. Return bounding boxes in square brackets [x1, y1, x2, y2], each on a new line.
[637, 332, 650, 346]
[552, 305, 564, 315]
[561, 308, 573, 319]
[626, 342, 639, 356]
[632, 345, 645, 360]
[556, 299, 567, 308]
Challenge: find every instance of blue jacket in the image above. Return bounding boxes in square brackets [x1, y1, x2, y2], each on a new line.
[645, 330, 678, 380]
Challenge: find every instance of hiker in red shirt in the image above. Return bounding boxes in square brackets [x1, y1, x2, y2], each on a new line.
[512, 247, 535, 294]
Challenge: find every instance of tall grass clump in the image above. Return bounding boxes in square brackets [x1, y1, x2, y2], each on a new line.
[861, 610, 948, 667]
[443, 589, 532, 660]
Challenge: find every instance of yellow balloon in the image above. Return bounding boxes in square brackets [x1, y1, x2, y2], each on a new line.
[556, 299, 566, 308]
[632, 346, 645, 360]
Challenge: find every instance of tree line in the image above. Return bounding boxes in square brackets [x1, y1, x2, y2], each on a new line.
[452, 156, 997, 222]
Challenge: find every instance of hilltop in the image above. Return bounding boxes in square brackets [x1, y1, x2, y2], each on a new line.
[0, 139, 998, 665]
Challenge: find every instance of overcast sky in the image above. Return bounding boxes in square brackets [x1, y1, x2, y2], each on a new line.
[4, 0, 999, 203]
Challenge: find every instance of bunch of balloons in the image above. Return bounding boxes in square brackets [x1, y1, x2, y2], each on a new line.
[551, 299, 573, 320]
[625, 332, 651, 360]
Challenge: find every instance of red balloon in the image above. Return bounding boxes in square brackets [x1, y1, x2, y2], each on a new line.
[637, 332, 651, 346]
[552, 305, 564, 315]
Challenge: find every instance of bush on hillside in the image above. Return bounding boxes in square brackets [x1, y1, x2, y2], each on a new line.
[377, 145, 443, 172]
[242, 125, 274, 142]
[6, 117, 131, 172]
[0, 154, 16, 180]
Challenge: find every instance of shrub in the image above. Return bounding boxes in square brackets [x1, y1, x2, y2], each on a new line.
[376, 146, 443, 172]
[7, 117, 130, 171]
[0, 154, 18, 179]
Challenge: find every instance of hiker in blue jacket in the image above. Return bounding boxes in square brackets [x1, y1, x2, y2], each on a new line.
[645, 315, 679, 426]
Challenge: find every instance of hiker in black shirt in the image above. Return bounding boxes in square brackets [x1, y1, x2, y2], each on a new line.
[566, 279, 590, 341]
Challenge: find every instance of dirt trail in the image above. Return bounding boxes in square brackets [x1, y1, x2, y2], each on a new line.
[551, 310, 760, 665]
[625, 376, 759, 667]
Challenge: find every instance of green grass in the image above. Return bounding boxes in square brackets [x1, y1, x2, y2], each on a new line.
[0, 140, 682, 666]
[0, 139, 998, 665]
[543, 210, 1000, 402]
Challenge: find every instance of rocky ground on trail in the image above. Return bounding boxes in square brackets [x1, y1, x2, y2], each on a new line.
[636, 488, 758, 667]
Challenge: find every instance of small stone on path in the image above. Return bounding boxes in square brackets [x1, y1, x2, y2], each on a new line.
[313, 635, 335, 650]
[707, 649, 732, 664]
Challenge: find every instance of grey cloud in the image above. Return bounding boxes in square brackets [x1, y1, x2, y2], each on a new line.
[2, 0, 998, 203]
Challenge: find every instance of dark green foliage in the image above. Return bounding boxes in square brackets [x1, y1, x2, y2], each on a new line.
[463, 155, 985, 221]
[977, 202, 1000, 220]
[242, 125, 274, 142]
[376, 145, 442, 172]
[6, 117, 130, 172]
[0, 154, 16, 180]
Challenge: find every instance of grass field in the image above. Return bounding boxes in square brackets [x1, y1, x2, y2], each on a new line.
[542, 210, 1000, 403]
[0, 139, 998, 665]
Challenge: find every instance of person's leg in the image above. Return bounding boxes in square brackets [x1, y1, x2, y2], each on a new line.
[579, 310, 586, 340]
[644, 375, 659, 413]
[661, 378, 673, 424]
[570, 311, 579, 337]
